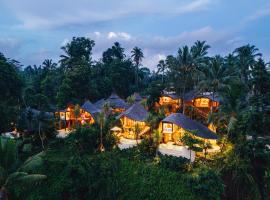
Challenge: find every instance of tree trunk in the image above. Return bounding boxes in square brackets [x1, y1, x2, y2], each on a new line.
[99, 123, 105, 152]
[182, 78, 187, 115]
[162, 71, 164, 84]
[156, 141, 159, 157]
[210, 91, 215, 117]
[38, 122, 45, 150]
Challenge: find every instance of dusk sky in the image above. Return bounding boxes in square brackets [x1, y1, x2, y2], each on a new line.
[0, 0, 270, 70]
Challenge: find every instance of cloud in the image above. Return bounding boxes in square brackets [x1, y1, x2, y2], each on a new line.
[85, 26, 242, 70]
[2, 0, 214, 30]
[246, 5, 270, 22]
[0, 37, 22, 58]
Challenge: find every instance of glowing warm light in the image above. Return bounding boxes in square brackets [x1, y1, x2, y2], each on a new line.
[162, 122, 173, 133]
[194, 98, 209, 107]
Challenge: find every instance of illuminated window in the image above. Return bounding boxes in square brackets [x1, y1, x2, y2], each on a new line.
[195, 98, 209, 107]
[163, 122, 173, 133]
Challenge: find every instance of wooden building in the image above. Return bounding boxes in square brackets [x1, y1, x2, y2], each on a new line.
[159, 113, 218, 146]
[158, 93, 181, 115]
[80, 100, 100, 124]
[56, 101, 100, 130]
[94, 92, 128, 114]
[183, 90, 220, 119]
[116, 103, 150, 139]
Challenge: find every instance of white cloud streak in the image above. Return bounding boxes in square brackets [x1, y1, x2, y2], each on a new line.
[2, 0, 214, 30]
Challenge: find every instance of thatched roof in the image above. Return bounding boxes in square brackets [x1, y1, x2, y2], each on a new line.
[81, 100, 100, 114]
[133, 92, 143, 102]
[162, 93, 181, 100]
[183, 90, 220, 102]
[116, 103, 148, 122]
[94, 99, 105, 110]
[106, 92, 128, 109]
[162, 113, 217, 139]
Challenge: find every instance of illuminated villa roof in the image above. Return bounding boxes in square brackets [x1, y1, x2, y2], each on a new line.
[106, 92, 128, 109]
[116, 103, 148, 122]
[133, 92, 143, 102]
[81, 100, 100, 114]
[183, 90, 220, 102]
[162, 93, 181, 100]
[162, 113, 217, 139]
[94, 98, 105, 110]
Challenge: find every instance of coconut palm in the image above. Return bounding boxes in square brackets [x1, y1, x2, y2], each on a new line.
[157, 60, 166, 84]
[212, 85, 244, 138]
[191, 40, 210, 86]
[152, 130, 162, 156]
[191, 40, 210, 62]
[97, 102, 110, 152]
[42, 59, 57, 71]
[131, 47, 144, 90]
[198, 55, 237, 116]
[97, 112, 105, 152]
[134, 123, 141, 146]
[233, 44, 261, 86]
[74, 104, 81, 128]
[175, 46, 194, 114]
[0, 138, 46, 199]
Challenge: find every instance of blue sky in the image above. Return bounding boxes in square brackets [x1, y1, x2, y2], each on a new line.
[0, 0, 270, 69]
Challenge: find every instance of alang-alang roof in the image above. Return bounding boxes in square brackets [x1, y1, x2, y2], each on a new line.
[133, 92, 143, 102]
[183, 90, 220, 102]
[106, 92, 128, 109]
[162, 113, 217, 139]
[81, 100, 100, 114]
[116, 102, 148, 122]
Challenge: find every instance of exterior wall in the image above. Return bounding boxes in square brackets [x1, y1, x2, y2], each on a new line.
[159, 122, 185, 144]
[158, 96, 181, 115]
[112, 108, 125, 114]
[120, 116, 147, 139]
[184, 98, 219, 119]
[55, 107, 95, 130]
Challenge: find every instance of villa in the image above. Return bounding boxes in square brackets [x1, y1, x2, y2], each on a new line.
[159, 113, 218, 147]
[183, 90, 220, 119]
[80, 100, 100, 124]
[56, 100, 100, 130]
[94, 92, 128, 113]
[116, 102, 150, 139]
[158, 92, 181, 115]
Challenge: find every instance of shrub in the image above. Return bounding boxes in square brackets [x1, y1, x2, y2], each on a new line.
[186, 168, 224, 200]
[137, 137, 156, 159]
[159, 154, 189, 172]
[66, 125, 100, 154]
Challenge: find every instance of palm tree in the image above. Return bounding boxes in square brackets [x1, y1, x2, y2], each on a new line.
[42, 59, 57, 71]
[153, 130, 162, 156]
[97, 112, 105, 152]
[74, 104, 81, 128]
[175, 46, 194, 114]
[0, 138, 46, 199]
[213, 85, 243, 138]
[191, 40, 210, 60]
[134, 123, 141, 146]
[191, 40, 210, 86]
[97, 102, 110, 152]
[131, 47, 144, 90]
[198, 55, 237, 116]
[233, 44, 261, 86]
[36, 112, 46, 150]
[157, 60, 166, 84]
